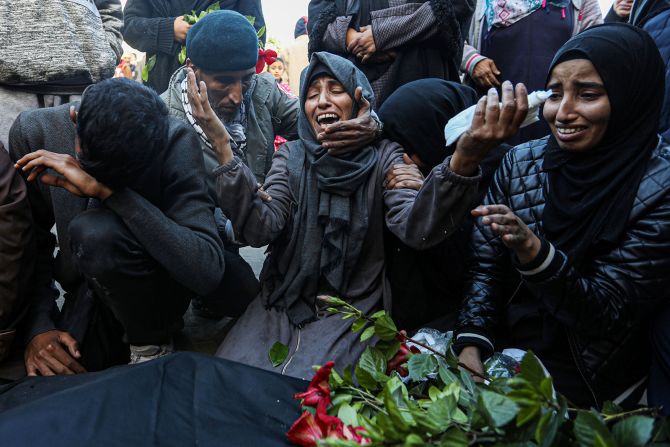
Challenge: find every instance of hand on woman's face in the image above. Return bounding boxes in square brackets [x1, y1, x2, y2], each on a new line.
[543, 59, 611, 152]
[304, 76, 354, 138]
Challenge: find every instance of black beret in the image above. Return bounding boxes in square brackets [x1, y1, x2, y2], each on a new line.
[186, 10, 258, 72]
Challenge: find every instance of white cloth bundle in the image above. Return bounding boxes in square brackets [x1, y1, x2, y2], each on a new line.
[444, 90, 553, 146]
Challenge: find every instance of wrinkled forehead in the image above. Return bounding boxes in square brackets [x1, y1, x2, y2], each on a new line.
[307, 74, 344, 91]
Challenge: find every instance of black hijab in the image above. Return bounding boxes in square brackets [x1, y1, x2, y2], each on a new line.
[261, 52, 379, 326]
[378, 79, 479, 169]
[542, 23, 665, 266]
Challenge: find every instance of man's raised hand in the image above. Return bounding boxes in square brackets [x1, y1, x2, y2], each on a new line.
[186, 67, 233, 165]
[15, 150, 113, 200]
[318, 86, 380, 155]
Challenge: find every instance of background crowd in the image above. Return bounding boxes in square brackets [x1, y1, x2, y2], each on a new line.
[1, 0, 670, 424]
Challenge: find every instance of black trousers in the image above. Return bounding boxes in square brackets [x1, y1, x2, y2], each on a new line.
[65, 208, 259, 371]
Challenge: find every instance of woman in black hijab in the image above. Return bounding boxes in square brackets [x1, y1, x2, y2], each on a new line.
[378, 79, 512, 330]
[307, 0, 474, 107]
[454, 23, 670, 408]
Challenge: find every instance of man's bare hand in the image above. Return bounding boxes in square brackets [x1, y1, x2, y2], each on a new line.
[458, 346, 485, 383]
[14, 150, 113, 200]
[25, 330, 86, 376]
[386, 154, 424, 190]
[174, 16, 191, 43]
[318, 87, 380, 155]
[471, 58, 501, 89]
[186, 67, 234, 165]
[450, 81, 528, 176]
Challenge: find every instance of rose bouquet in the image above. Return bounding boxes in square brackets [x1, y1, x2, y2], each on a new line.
[279, 297, 667, 447]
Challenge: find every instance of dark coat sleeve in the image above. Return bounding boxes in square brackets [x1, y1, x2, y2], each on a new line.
[8, 115, 60, 341]
[102, 123, 225, 296]
[122, 0, 179, 56]
[454, 149, 515, 357]
[0, 147, 35, 331]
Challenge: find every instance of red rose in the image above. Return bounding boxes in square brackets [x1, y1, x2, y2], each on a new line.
[386, 342, 420, 377]
[287, 411, 324, 447]
[294, 361, 335, 410]
[256, 49, 278, 74]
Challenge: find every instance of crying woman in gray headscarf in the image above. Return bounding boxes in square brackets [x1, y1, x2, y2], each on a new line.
[190, 51, 529, 379]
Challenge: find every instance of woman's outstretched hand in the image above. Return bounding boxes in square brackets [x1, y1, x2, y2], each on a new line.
[450, 81, 528, 176]
[472, 204, 541, 264]
[186, 67, 233, 165]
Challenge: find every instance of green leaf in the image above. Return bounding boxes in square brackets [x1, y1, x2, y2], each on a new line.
[516, 404, 540, 427]
[268, 341, 289, 367]
[318, 296, 347, 307]
[479, 390, 519, 427]
[612, 416, 655, 447]
[519, 351, 546, 388]
[351, 317, 367, 333]
[438, 365, 459, 385]
[378, 339, 401, 361]
[535, 410, 561, 447]
[207, 1, 220, 12]
[257, 25, 266, 38]
[337, 403, 359, 427]
[539, 377, 554, 401]
[403, 433, 424, 446]
[426, 396, 457, 432]
[245, 15, 256, 25]
[573, 411, 616, 447]
[373, 314, 398, 341]
[360, 326, 376, 342]
[602, 401, 624, 415]
[407, 354, 437, 381]
[438, 428, 469, 447]
[428, 385, 441, 401]
[178, 46, 187, 65]
[141, 54, 157, 82]
[370, 310, 386, 319]
[342, 365, 354, 386]
[331, 393, 352, 407]
[356, 347, 387, 389]
[330, 367, 344, 388]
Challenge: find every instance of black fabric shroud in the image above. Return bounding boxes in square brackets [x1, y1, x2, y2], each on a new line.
[542, 23, 665, 266]
[630, 0, 670, 26]
[0, 352, 304, 446]
[378, 79, 479, 168]
[260, 52, 378, 326]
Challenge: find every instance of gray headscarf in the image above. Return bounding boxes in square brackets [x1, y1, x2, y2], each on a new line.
[260, 52, 379, 326]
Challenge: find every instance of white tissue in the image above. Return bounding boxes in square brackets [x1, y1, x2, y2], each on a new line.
[444, 90, 553, 146]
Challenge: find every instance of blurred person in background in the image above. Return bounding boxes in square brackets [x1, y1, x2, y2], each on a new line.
[604, 0, 634, 21]
[284, 16, 310, 94]
[122, 0, 266, 93]
[307, 0, 475, 108]
[0, 0, 123, 148]
[461, 0, 602, 144]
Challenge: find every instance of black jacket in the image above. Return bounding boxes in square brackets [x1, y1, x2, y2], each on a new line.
[455, 137, 670, 406]
[122, 0, 266, 93]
